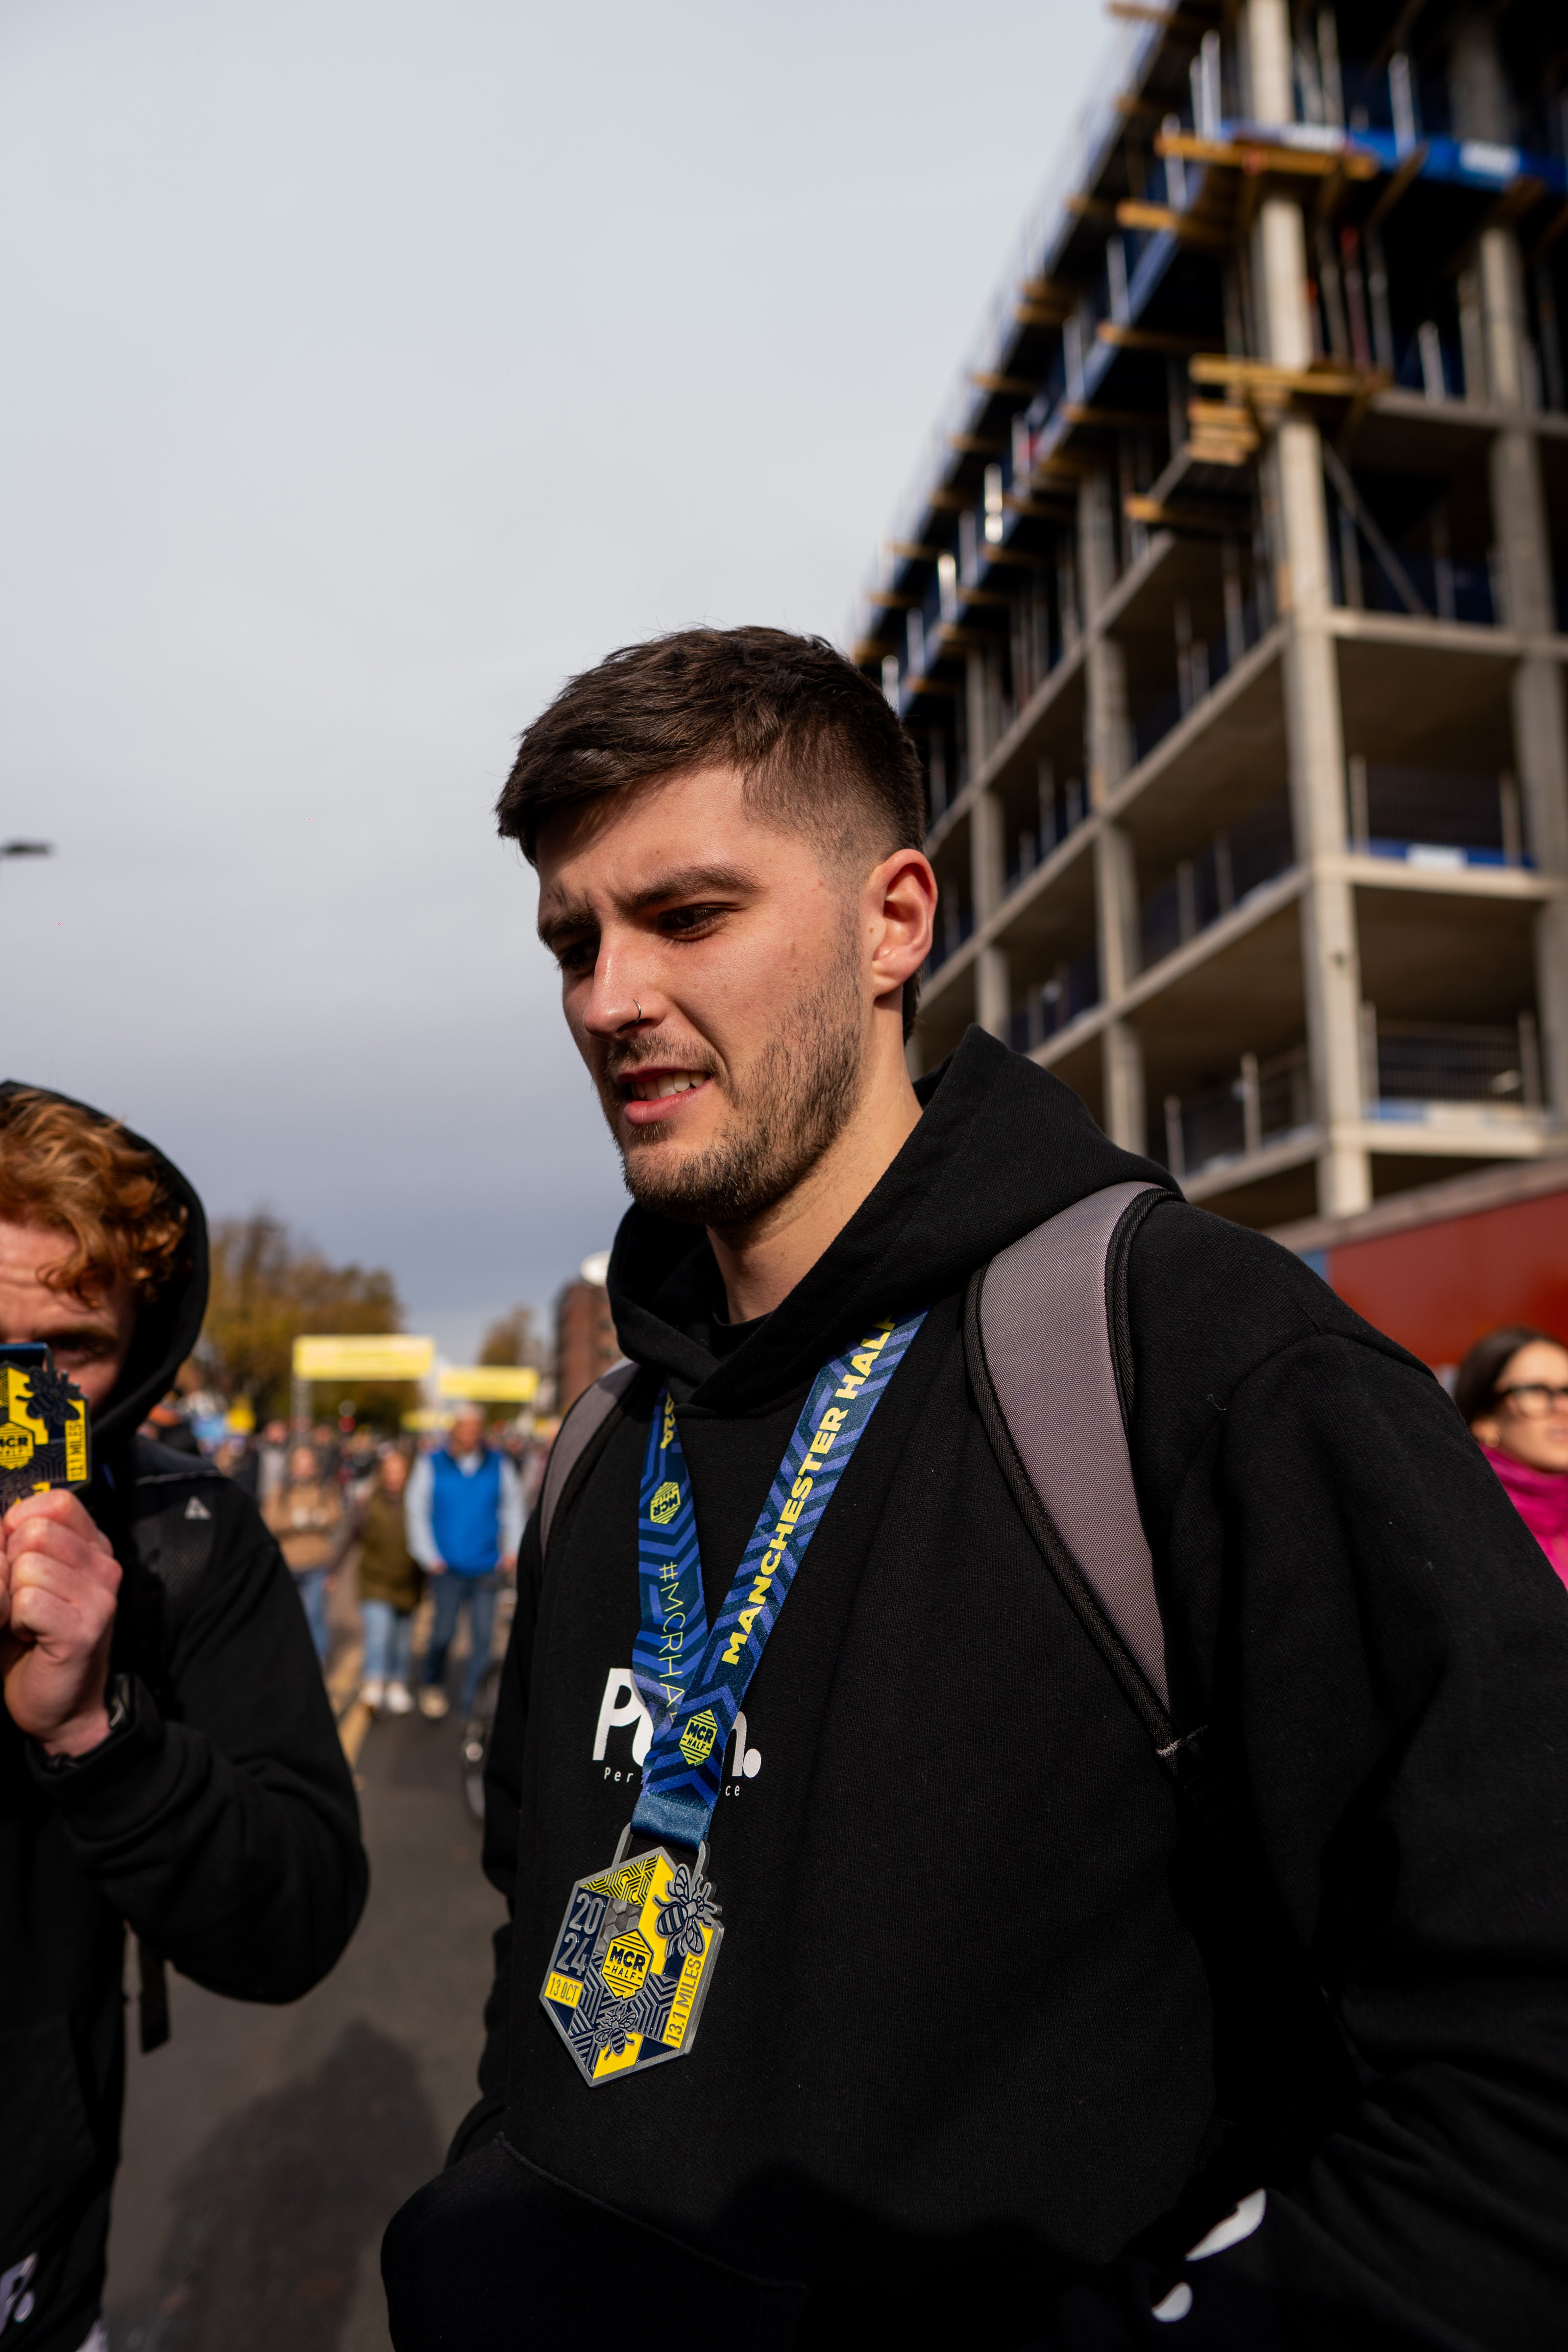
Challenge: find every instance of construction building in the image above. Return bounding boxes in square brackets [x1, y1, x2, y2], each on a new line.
[554, 1257, 620, 1416]
[853, 0, 1568, 1230]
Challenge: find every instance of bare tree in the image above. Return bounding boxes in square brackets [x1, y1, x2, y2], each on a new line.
[200, 1211, 404, 1422]
[478, 1305, 544, 1370]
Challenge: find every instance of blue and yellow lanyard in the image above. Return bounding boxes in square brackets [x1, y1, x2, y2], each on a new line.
[629, 1310, 926, 1850]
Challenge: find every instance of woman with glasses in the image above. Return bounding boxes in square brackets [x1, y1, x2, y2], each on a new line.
[1456, 1325, 1568, 1591]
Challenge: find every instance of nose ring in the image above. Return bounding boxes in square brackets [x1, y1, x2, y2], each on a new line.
[634, 1000, 643, 1021]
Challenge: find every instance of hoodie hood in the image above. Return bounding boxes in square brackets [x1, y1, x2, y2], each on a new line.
[607, 1025, 1176, 1413]
[0, 1079, 210, 1457]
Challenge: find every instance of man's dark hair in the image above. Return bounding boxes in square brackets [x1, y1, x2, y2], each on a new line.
[1455, 1324, 1564, 1426]
[497, 627, 929, 1035]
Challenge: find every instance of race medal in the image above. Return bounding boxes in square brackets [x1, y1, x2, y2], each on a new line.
[541, 1309, 925, 2087]
[540, 1835, 722, 2086]
[0, 1344, 91, 1514]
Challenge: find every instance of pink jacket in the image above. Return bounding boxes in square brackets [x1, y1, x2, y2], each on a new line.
[1481, 1443, 1568, 1591]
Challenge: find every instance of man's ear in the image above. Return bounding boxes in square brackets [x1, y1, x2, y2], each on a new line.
[866, 849, 936, 1000]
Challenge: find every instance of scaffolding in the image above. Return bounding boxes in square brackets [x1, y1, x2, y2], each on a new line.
[853, 0, 1568, 1228]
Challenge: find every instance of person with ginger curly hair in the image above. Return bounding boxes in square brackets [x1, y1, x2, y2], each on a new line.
[0, 1081, 367, 2352]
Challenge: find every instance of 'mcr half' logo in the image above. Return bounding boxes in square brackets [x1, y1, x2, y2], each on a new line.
[601, 1929, 653, 1998]
[678, 1708, 719, 1766]
[0, 1424, 33, 1471]
[648, 1479, 681, 1525]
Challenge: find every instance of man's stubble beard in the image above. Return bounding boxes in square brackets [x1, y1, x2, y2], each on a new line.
[605, 953, 867, 1231]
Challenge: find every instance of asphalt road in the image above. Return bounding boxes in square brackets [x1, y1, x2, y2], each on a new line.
[102, 1597, 507, 2352]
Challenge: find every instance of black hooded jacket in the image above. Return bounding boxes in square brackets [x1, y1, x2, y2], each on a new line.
[0, 1082, 367, 2352]
[385, 1029, 1568, 2352]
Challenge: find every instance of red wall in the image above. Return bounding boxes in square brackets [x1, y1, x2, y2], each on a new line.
[1326, 1186, 1568, 1368]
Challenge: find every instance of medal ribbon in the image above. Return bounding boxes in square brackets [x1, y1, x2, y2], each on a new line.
[629, 1309, 925, 1850]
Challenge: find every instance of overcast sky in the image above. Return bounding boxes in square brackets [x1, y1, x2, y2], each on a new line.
[0, 0, 1105, 1359]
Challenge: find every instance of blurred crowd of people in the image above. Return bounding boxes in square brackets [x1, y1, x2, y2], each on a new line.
[141, 1391, 544, 1724]
[129, 1320, 1568, 1739]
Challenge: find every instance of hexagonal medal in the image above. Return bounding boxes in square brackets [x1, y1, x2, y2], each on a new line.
[0, 1347, 90, 1512]
[540, 1843, 723, 2086]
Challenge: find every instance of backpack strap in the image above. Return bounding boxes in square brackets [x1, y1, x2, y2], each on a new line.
[970, 1189, 1367, 2161]
[538, 1361, 641, 1560]
[965, 1180, 1197, 1767]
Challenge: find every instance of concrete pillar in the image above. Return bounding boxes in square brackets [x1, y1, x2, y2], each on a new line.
[1456, 264, 1486, 407]
[1269, 429, 1370, 1211]
[1475, 216, 1568, 1120]
[1243, 12, 1372, 1211]
[1078, 471, 1128, 807]
[1086, 635, 1129, 810]
[1255, 200, 1312, 371]
[965, 648, 1004, 777]
[1448, 14, 1513, 147]
[1078, 468, 1117, 616]
[976, 946, 1010, 1042]
[1481, 232, 1553, 635]
[971, 785, 1005, 922]
[1095, 823, 1140, 999]
[1102, 1021, 1147, 1155]
[1078, 467, 1142, 1146]
[1492, 432, 1554, 633]
[1516, 665, 1568, 1116]
[965, 652, 988, 779]
[1509, 667, 1568, 882]
[1244, 0, 1292, 122]
[1096, 824, 1144, 1144]
[1479, 227, 1530, 412]
[971, 787, 1009, 1040]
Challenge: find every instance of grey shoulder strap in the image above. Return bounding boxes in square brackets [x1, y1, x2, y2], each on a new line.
[538, 1359, 640, 1559]
[967, 1180, 1179, 1752]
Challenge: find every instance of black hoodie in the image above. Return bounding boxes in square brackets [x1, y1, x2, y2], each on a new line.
[0, 1082, 367, 2352]
[385, 1031, 1568, 2352]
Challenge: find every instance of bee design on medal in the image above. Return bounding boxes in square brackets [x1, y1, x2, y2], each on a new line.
[655, 1858, 720, 1958]
[588, 1998, 642, 2059]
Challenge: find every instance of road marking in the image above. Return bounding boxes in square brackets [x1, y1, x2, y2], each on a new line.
[329, 1639, 368, 1767]
[339, 1699, 372, 1769]
[327, 1640, 364, 1714]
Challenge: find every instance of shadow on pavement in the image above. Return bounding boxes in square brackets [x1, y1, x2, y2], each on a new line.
[106, 2020, 438, 2352]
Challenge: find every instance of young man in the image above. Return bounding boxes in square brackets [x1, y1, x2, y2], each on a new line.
[405, 1404, 524, 1720]
[384, 629, 1568, 2350]
[0, 1083, 367, 2352]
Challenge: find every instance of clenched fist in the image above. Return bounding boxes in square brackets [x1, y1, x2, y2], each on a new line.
[0, 1488, 121, 1757]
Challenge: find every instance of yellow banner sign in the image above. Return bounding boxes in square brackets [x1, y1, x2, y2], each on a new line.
[437, 1365, 539, 1402]
[293, 1334, 435, 1381]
